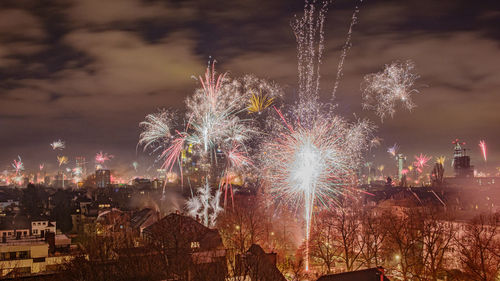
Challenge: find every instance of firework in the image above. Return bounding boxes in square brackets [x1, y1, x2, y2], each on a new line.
[261, 103, 372, 270]
[479, 140, 487, 162]
[39, 164, 44, 171]
[387, 143, 399, 157]
[12, 156, 24, 175]
[185, 181, 223, 228]
[332, 0, 362, 99]
[362, 60, 420, 121]
[95, 151, 113, 164]
[50, 139, 65, 150]
[132, 161, 139, 172]
[436, 156, 446, 166]
[413, 153, 431, 173]
[139, 110, 173, 152]
[57, 156, 68, 167]
[248, 93, 275, 114]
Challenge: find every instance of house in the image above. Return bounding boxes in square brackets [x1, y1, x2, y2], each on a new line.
[235, 244, 286, 281]
[317, 267, 391, 281]
[143, 213, 227, 281]
[130, 208, 159, 237]
[30, 219, 56, 237]
[0, 215, 30, 239]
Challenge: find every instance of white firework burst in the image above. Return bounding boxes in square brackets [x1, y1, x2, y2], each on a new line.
[362, 60, 420, 121]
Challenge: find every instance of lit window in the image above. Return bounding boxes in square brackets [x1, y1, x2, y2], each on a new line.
[190, 241, 200, 249]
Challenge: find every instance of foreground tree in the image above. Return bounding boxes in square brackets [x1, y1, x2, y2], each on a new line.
[457, 213, 500, 281]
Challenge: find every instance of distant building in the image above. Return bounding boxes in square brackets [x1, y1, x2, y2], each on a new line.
[75, 157, 87, 177]
[96, 169, 111, 188]
[53, 172, 65, 188]
[452, 139, 474, 178]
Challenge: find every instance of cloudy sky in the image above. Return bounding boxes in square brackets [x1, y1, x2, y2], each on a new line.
[0, 0, 499, 176]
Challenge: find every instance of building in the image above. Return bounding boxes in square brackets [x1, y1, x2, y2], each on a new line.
[143, 213, 227, 281]
[452, 139, 474, 178]
[0, 235, 73, 277]
[75, 157, 87, 178]
[30, 219, 56, 237]
[96, 169, 111, 188]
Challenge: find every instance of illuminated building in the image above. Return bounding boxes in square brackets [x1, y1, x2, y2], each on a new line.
[96, 169, 111, 188]
[75, 157, 87, 177]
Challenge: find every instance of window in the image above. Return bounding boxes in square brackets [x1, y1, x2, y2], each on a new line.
[33, 257, 45, 263]
[190, 241, 200, 249]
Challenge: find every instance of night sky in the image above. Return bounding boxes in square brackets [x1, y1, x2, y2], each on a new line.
[1, 0, 499, 176]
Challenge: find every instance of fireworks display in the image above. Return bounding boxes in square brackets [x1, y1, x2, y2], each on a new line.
[95, 151, 113, 165]
[186, 181, 223, 228]
[139, 110, 173, 152]
[479, 140, 487, 162]
[57, 155, 68, 167]
[362, 60, 420, 121]
[436, 156, 446, 166]
[50, 139, 65, 150]
[12, 156, 24, 175]
[387, 143, 399, 157]
[414, 153, 431, 173]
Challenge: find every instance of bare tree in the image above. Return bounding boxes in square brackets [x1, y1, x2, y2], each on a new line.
[457, 213, 500, 281]
[359, 207, 389, 269]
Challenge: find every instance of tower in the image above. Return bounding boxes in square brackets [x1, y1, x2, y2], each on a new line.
[452, 139, 474, 178]
[396, 154, 406, 181]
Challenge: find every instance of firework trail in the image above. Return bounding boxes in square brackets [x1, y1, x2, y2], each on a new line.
[413, 153, 431, 173]
[479, 140, 487, 162]
[387, 143, 399, 157]
[369, 137, 382, 149]
[39, 164, 44, 171]
[362, 60, 420, 121]
[186, 181, 223, 228]
[12, 156, 24, 175]
[291, 0, 328, 105]
[95, 151, 113, 165]
[57, 155, 68, 167]
[132, 161, 139, 172]
[332, 0, 363, 99]
[50, 139, 65, 150]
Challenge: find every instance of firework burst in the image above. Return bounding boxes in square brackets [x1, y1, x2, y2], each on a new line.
[387, 143, 399, 157]
[413, 153, 431, 173]
[362, 60, 420, 121]
[139, 109, 173, 152]
[186, 181, 223, 228]
[436, 156, 446, 166]
[50, 139, 65, 150]
[12, 156, 24, 175]
[57, 156, 68, 167]
[261, 103, 372, 270]
[95, 151, 113, 165]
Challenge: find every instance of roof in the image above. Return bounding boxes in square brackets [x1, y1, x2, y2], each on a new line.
[143, 213, 223, 251]
[245, 244, 286, 281]
[317, 268, 391, 281]
[130, 208, 157, 230]
[0, 215, 30, 230]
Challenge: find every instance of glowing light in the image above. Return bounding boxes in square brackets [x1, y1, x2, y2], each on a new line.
[139, 109, 173, 152]
[362, 60, 420, 121]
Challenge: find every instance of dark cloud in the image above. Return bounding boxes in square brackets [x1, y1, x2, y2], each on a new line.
[0, 0, 499, 176]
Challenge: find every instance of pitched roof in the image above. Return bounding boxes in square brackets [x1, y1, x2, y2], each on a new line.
[317, 268, 391, 281]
